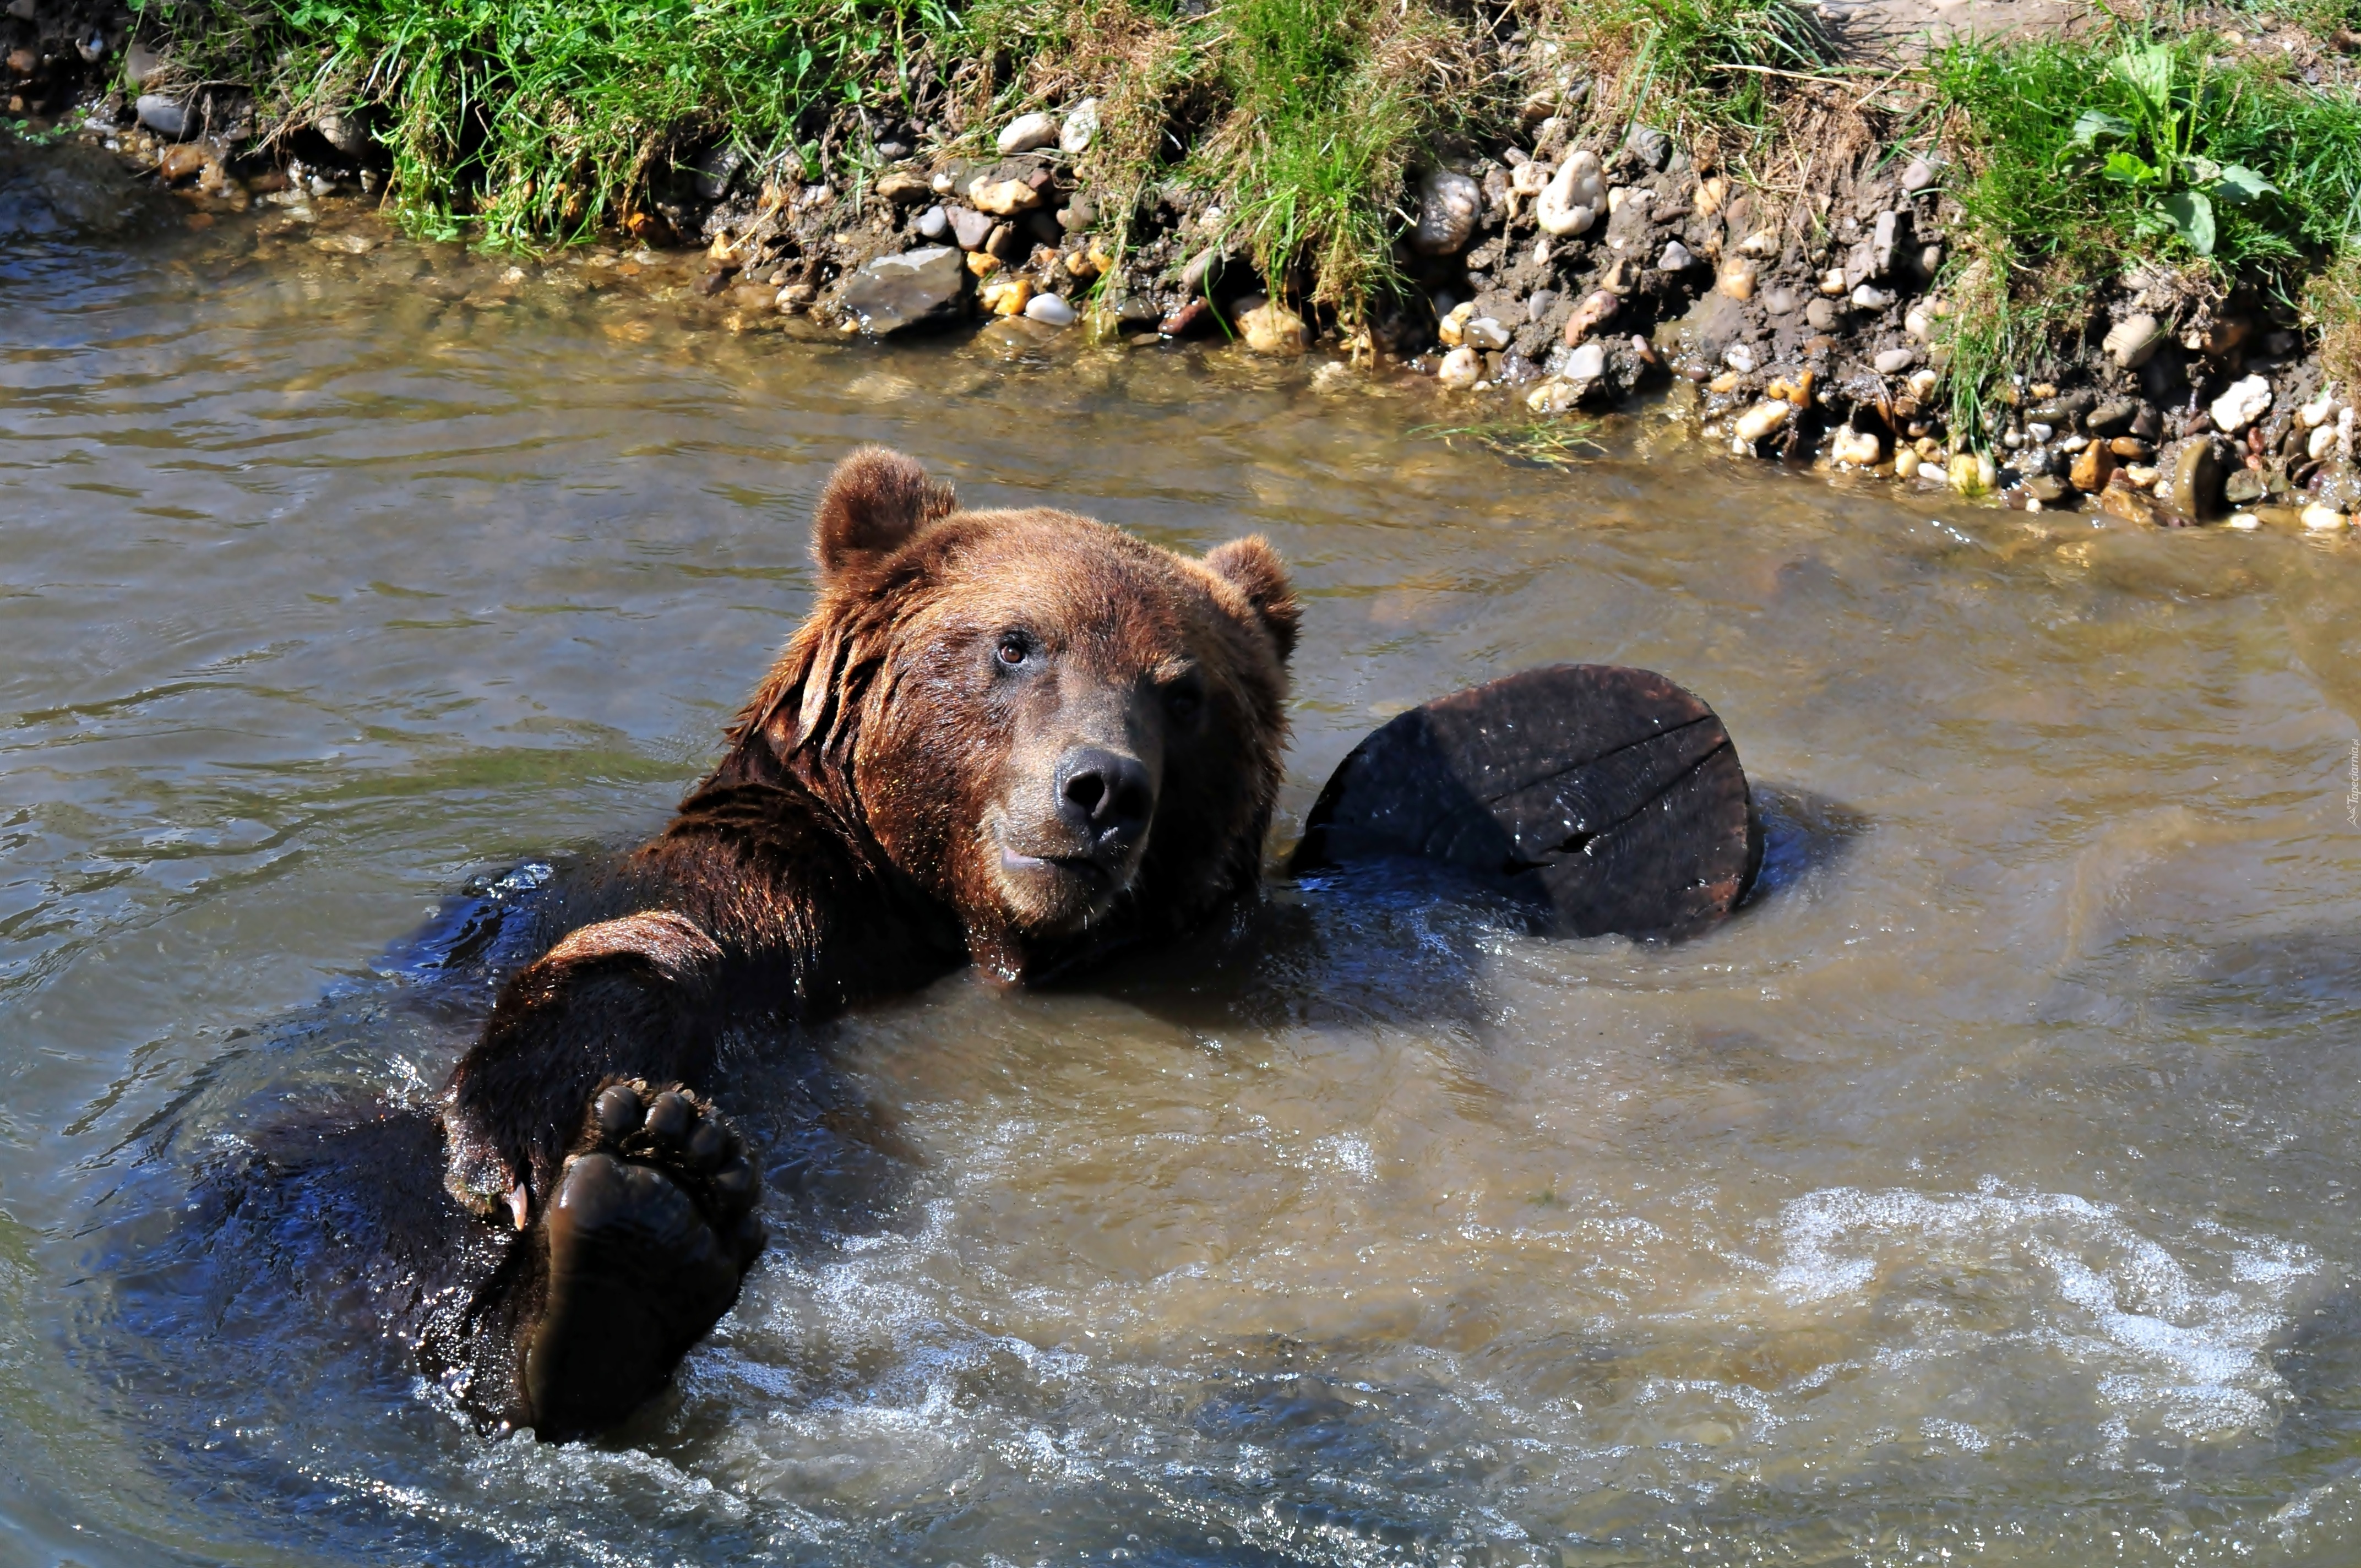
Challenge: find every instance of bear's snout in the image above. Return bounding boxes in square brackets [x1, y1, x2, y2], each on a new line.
[1054, 745, 1156, 855]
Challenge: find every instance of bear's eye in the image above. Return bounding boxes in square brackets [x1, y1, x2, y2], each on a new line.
[1163, 674, 1205, 721]
[995, 632, 1031, 668]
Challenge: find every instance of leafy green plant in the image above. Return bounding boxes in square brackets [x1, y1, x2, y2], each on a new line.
[1928, 26, 2361, 444]
[2058, 42, 2277, 256]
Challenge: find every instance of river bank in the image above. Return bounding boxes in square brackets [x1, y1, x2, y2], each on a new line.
[8, 0, 2361, 525]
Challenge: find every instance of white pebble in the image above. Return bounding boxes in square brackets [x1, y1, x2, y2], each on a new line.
[1024, 293, 1077, 326]
[2026, 422, 2054, 442]
[1724, 344, 1756, 374]
[1657, 241, 1694, 272]
[997, 112, 1059, 155]
[1437, 346, 1483, 389]
[2227, 512, 2260, 530]
[1565, 341, 1607, 383]
[1851, 285, 1896, 311]
[1058, 99, 1098, 156]
[2312, 423, 2338, 461]
[1873, 347, 1914, 374]
[2209, 374, 2273, 434]
[1733, 401, 1791, 445]
[1830, 427, 1882, 466]
[2302, 503, 2347, 531]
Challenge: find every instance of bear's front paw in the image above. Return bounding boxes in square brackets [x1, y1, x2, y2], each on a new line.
[521, 1079, 768, 1438]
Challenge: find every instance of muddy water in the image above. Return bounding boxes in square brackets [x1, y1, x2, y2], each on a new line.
[9, 185, 2361, 1568]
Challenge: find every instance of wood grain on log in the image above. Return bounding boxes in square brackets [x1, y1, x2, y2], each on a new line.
[1288, 664, 1762, 939]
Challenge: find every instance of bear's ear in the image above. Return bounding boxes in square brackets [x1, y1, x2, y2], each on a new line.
[1203, 535, 1299, 662]
[813, 447, 956, 581]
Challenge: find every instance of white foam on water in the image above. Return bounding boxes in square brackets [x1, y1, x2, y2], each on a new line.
[1768, 1179, 2318, 1446]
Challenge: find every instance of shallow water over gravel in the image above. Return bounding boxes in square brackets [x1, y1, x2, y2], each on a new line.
[11, 185, 2361, 1568]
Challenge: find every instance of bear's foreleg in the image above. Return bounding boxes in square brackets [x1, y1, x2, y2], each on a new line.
[442, 910, 727, 1225]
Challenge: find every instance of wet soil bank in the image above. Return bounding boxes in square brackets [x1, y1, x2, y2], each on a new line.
[8, 0, 2360, 531]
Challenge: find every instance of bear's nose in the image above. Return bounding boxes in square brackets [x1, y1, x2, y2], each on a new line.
[1056, 746, 1155, 847]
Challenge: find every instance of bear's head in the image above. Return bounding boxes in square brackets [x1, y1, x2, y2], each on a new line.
[721, 447, 1298, 979]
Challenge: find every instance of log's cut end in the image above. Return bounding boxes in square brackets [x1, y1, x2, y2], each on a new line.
[1288, 664, 1762, 940]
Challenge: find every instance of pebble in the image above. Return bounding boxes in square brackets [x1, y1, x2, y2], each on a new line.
[1537, 151, 1602, 236]
[2208, 375, 2272, 434]
[2313, 423, 2340, 461]
[1908, 369, 1940, 399]
[1437, 346, 1484, 389]
[2173, 439, 2226, 519]
[1737, 228, 1779, 257]
[948, 205, 995, 249]
[1657, 240, 1694, 272]
[1059, 99, 1099, 156]
[1438, 300, 1475, 347]
[1950, 451, 1997, 494]
[2123, 464, 2158, 489]
[1804, 299, 1840, 331]
[1904, 306, 1932, 339]
[1830, 427, 1882, 466]
[1900, 155, 1939, 192]
[2026, 422, 2054, 442]
[967, 177, 1042, 216]
[1238, 297, 1307, 355]
[1870, 210, 1900, 276]
[2303, 503, 2348, 531]
[1733, 401, 1790, 445]
[997, 112, 1059, 156]
[1724, 344, 1756, 374]
[1895, 448, 1922, 478]
[157, 144, 211, 183]
[2227, 512, 2261, 530]
[1528, 379, 1581, 414]
[875, 170, 932, 204]
[2086, 399, 2138, 436]
[135, 94, 186, 137]
[1873, 347, 1914, 374]
[1562, 288, 1618, 346]
[1025, 292, 1078, 327]
[1819, 269, 1848, 296]
[916, 205, 949, 241]
[1526, 288, 1558, 324]
[1851, 284, 1896, 311]
[1565, 341, 1606, 383]
[1462, 316, 1511, 352]
[980, 276, 1033, 317]
[2069, 440, 2115, 492]
[1717, 261, 1755, 301]
[2103, 313, 2163, 369]
[2109, 436, 2152, 459]
[1412, 168, 1482, 256]
[2300, 391, 2339, 428]
[1762, 287, 1798, 316]
[840, 246, 968, 335]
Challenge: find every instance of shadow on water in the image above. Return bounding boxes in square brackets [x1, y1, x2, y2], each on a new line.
[0, 139, 180, 263]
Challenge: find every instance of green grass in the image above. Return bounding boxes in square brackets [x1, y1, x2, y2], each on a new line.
[154, 0, 982, 245]
[1192, 0, 1477, 311]
[1411, 414, 1609, 466]
[1926, 27, 2361, 440]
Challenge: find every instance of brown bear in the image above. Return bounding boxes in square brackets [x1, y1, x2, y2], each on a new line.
[428, 445, 1299, 1438]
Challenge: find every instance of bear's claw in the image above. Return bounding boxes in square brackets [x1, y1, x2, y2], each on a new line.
[520, 1078, 766, 1438]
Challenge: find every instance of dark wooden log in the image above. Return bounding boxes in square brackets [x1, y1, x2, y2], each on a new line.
[1288, 665, 1762, 940]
